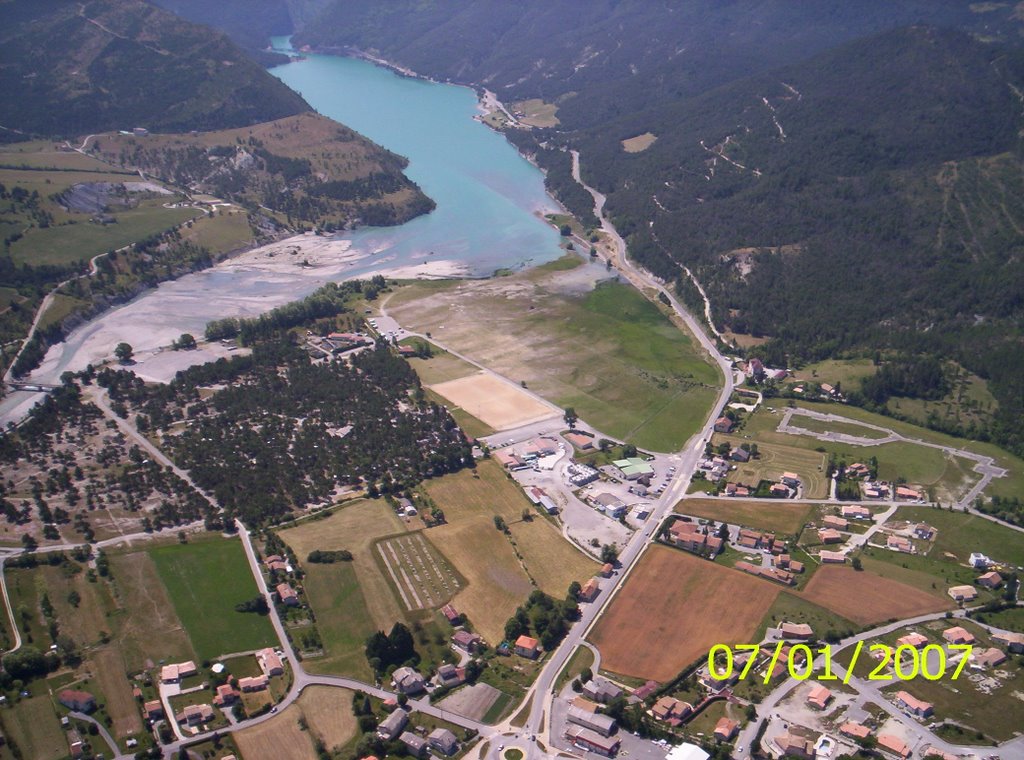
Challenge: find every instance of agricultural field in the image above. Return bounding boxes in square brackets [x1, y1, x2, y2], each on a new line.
[179, 210, 254, 254]
[675, 497, 813, 535]
[386, 270, 720, 452]
[589, 546, 780, 681]
[754, 591, 859, 642]
[895, 505, 1024, 567]
[429, 372, 558, 430]
[108, 550, 197, 671]
[799, 565, 952, 626]
[792, 358, 876, 388]
[422, 460, 598, 643]
[858, 549, 997, 604]
[621, 133, 658, 153]
[511, 98, 560, 128]
[376, 532, 462, 612]
[0, 695, 68, 760]
[149, 538, 276, 661]
[712, 436, 830, 498]
[278, 500, 410, 678]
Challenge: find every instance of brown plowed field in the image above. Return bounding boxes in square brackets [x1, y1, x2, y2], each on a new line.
[589, 546, 780, 681]
[800, 565, 953, 625]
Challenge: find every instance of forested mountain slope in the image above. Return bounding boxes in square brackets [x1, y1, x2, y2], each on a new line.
[0, 0, 311, 137]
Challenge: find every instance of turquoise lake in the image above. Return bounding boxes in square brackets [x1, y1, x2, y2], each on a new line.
[269, 38, 563, 275]
[12, 42, 565, 396]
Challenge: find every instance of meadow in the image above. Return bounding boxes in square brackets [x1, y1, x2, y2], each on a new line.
[149, 537, 276, 660]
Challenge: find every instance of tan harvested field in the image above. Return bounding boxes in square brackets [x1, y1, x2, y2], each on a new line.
[800, 565, 953, 625]
[234, 699, 317, 760]
[512, 98, 560, 128]
[90, 647, 143, 738]
[675, 498, 812, 535]
[296, 686, 358, 751]
[621, 132, 658, 153]
[108, 551, 196, 671]
[424, 460, 596, 642]
[280, 500, 409, 632]
[430, 372, 559, 430]
[40, 564, 112, 646]
[589, 546, 780, 681]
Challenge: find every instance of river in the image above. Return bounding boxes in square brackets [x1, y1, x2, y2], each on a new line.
[3, 43, 562, 420]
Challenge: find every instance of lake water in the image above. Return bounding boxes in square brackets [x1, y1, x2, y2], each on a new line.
[11, 41, 562, 404]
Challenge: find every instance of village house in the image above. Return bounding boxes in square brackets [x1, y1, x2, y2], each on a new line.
[822, 515, 848, 530]
[818, 528, 844, 544]
[993, 631, 1024, 652]
[213, 684, 240, 706]
[494, 448, 528, 470]
[515, 635, 540, 659]
[564, 431, 594, 449]
[713, 416, 735, 433]
[567, 726, 620, 757]
[947, 585, 978, 603]
[841, 505, 872, 520]
[878, 734, 911, 759]
[276, 582, 300, 606]
[846, 462, 870, 478]
[630, 680, 660, 702]
[651, 696, 692, 723]
[887, 535, 913, 553]
[806, 684, 833, 710]
[776, 554, 805, 573]
[178, 704, 215, 726]
[896, 632, 928, 649]
[257, 648, 284, 677]
[942, 626, 976, 645]
[913, 523, 935, 540]
[769, 483, 791, 498]
[428, 728, 459, 756]
[143, 700, 164, 721]
[736, 529, 774, 551]
[161, 661, 198, 684]
[781, 472, 801, 488]
[840, 722, 871, 740]
[376, 709, 408, 740]
[819, 550, 846, 563]
[724, 483, 751, 497]
[434, 663, 466, 688]
[970, 552, 992, 569]
[735, 560, 795, 586]
[971, 647, 1007, 669]
[441, 604, 461, 625]
[730, 447, 751, 462]
[582, 677, 623, 704]
[452, 630, 483, 653]
[714, 717, 739, 742]
[895, 690, 933, 717]
[600, 562, 614, 578]
[68, 729, 84, 759]
[774, 732, 815, 759]
[392, 667, 426, 695]
[572, 696, 602, 713]
[668, 520, 723, 557]
[978, 571, 1003, 589]
[400, 731, 429, 758]
[895, 486, 923, 501]
[239, 675, 268, 692]
[780, 622, 814, 640]
[567, 705, 617, 737]
[58, 690, 96, 713]
[263, 554, 289, 572]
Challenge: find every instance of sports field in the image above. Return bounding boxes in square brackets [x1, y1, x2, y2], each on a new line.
[377, 532, 462, 611]
[675, 497, 812, 535]
[149, 538, 276, 660]
[589, 546, 780, 681]
[429, 372, 558, 430]
[800, 565, 952, 626]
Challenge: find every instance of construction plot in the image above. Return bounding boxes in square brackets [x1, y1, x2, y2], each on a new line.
[377, 532, 462, 611]
[429, 372, 558, 430]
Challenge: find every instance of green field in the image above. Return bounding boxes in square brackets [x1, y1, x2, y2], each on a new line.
[149, 538, 276, 660]
[10, 201, 198, 267]
[859, 549, 993, 602]
[0, 696, 67, 760]
[793, 415, 891, 440]
[978, 606, 1024, 632]
[675, 497, 812, 535]
[896, 505, 1024, 567]
[180, 211, 253, 254]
